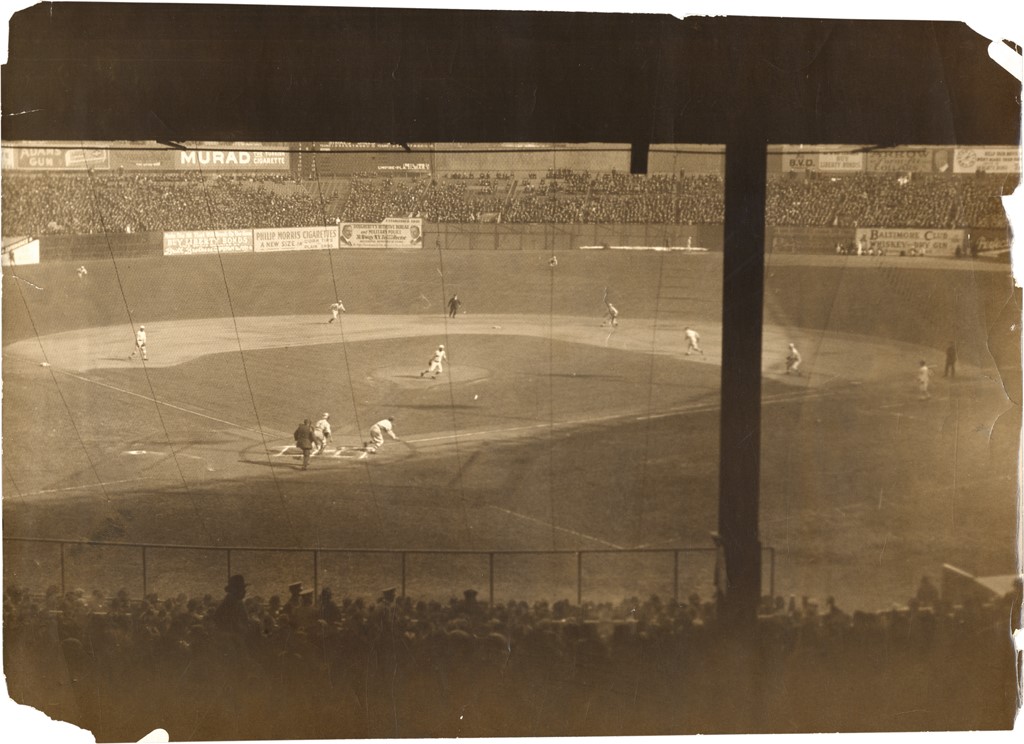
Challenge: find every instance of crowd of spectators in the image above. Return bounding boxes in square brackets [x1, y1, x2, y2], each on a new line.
[2, 169, 1013, 236]
[4, 573, 1019, 739]
[766, 172, 1013, 229]
[1, 172, 321, 235]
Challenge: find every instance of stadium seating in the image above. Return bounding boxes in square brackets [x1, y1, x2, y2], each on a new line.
[1, 169, 1012, 235]
[3, 575, 1018, 738]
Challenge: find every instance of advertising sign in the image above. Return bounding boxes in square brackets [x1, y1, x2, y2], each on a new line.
[253, 225, 339, 253]
[177, 149, 290, 170]
[163, 230, 253, 256]
[109, 150, 178, 170]
[339, 218, 424, 248]
[3, 146, 110, 170]
[865, 149, 933, 172]
[855, 227, 965, 256]
[953, 147, 1021, 174]
[782, 151, 864, 172]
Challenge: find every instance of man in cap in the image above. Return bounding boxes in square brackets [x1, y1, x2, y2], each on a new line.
[283, 582, 304, 618]
[364, 417, 399, 454]
[313, 412, 332, 455]
[294, 419, 316, 469]
[420, 344, 447, 378]
[917, 359, 933, 400]
[447, 294, 462, 318]
[212, 574, 250, 634]
[129, 325, 148, 361]
[684, 326, 704, 356]
[328, 299, 346, 323]
[785, 343, 802, 375]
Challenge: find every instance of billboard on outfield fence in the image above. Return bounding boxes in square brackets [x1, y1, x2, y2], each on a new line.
[254, 225, 339, 253]
[953, 147, 1021, 174]
[177, 149, 290, 170]
[781, 151, 864, 172]
[855, 227, 965, 256]
[163, 230, 254, 256]
[2, 146, 110, 170]
[339, 218, 424, 248]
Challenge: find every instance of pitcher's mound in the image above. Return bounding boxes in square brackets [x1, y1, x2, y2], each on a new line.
[373, 365, 492, 388]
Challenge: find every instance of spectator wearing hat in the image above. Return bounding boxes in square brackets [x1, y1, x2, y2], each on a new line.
[293, 588, 318, 630]
[212, 574, 250, 634]
[293, 419, 316, 469]
[284, 582, 304, 618]
[319, 588, 342, 625]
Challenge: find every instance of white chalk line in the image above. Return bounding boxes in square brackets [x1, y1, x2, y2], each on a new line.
[485, 505, 623, 549]
[20, 477, 158, 497]
[47, 366, 292, 439]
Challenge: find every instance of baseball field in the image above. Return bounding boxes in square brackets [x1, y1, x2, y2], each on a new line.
[2, 248, 1019, 610]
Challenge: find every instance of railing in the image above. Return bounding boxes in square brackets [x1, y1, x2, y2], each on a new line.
[3, 536, 775, 605]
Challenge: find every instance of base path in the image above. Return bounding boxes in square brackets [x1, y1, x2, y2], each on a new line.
[2, 313, 959, 388]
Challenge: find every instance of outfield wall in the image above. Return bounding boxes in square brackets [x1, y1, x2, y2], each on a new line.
[33, 223, 725, 261]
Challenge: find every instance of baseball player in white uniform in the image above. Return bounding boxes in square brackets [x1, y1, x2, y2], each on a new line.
[313, 412, 332, 455]
[420, 345, 447, 378]
[75, 265, 88, 279]
[917, 360, 933, 400]
[786, 343, 802, 375]
[684, 327, 704, 356]
[365, 417, 398, 453]
[328, 300, 346, 323]
[603, 302, 620, 327]
[129, 326, 148, 361]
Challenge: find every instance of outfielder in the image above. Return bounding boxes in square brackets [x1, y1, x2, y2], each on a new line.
[129, 326, 148, 361]
[313, 412, 332, 455]
[917, 360, 933, 400]
[786, 343, 802, 375]
[420, 344, 447, 378]
[364, 417, 399, 454]
[684, 327, 704, 356]
[75, 265, 88, 279]
[603, 302, 619, 327]
[328, 300, 346, 323]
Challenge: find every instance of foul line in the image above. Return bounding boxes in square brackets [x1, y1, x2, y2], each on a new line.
[486, 505, 623, 549]
[21, 477, 157, 497]
[48, 365, 291, 438]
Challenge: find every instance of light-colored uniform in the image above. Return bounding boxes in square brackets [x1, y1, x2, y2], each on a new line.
[130, 328, 148, 360]
[313, 415, 332, 454]
[366, 418, 398, 452]
[685, 328, 703, 355]
[786, 344, 802, 374]
[604, 303, 619, 327]
[421, 346, 447, 377]
[76, 265, 88, 279]
[917, 363, 933, 399]
[328, 301, 346, 323]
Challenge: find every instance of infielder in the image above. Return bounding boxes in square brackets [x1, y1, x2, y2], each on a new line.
[75, 265, 88, 279]
[420, 344, 447, 378]
[364, 417, 398, 453]
[129, 326, 148, 361]
[684, 327, 704, 356]
[312, 412, 332, 455]
[328, 300, 346, 323]
[917, 360, 933, 400]
[603, 302, 619, 327]
[786, 343, 802, 375]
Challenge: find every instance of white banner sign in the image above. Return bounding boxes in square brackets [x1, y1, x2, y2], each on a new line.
[339, 218, 423, 248]
[254, 225, 339, 253]
[163, 229, 253, 256]
[856, 227, 965, 256]
[953, 147, 1021, 174]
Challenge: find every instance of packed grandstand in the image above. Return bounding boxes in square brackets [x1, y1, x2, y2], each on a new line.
[4, 575, 1019, 738]
[1, 143, 1015, 238]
